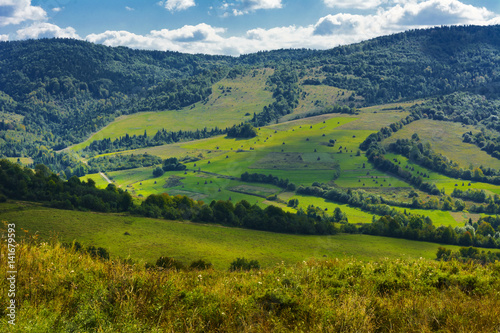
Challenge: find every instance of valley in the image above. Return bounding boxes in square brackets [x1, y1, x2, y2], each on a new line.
[3, 24, 500, 332]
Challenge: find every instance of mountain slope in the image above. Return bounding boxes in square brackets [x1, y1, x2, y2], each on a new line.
[1, 25, 500, 162]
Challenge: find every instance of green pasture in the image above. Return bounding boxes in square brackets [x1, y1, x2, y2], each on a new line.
[384, 153, 500, 196]
[80, 173, 111, 189]
[77, 105, 500, 220]
[384, 119, 500, 170]
[1, 201, 469, 269]
[392, 206, 461, 228]
[72, 69, 274, 151]
[338, 108, 410, 131]
[287, 194, 375, 224]
[4, 157, 33, 165]
[83, 114, 419, 203]
[280, 84, 354, 122]
[285, 193, 464, 228]
[133, 170, 277, 205]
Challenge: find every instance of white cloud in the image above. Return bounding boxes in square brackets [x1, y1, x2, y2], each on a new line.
[85, 23, 353, 56]
[323, 0, 384, 10]
[314, 0, 498, 39]
[0, 34, 8, 41]
[242, 0, 282, 11]
[82, 0, 500, 56]
[52, 7, 63, 13]
[16, 22, 81, 39]
[150, 23, 225, 42]
[86, 24, 228, 54]
[125, 6, 135, 11]
[159, 0, 196, 12]
[0, 0, 46, 27]
[219, 0, 282, 16]
[389, 0, 496, 26]
[18, 0, 481, 56]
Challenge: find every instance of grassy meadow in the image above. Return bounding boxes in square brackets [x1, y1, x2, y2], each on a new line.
[2, 232, 500, 332]
[72, 69, 274, 151]
[0, 201, 470, 269]
[77, 106, 500, 227]
[384, 119, 500, 170]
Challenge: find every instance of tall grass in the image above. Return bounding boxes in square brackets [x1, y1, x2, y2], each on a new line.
[2, 232, 500, 332]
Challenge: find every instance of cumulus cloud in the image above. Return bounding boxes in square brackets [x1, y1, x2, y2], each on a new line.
[391, 0, 496, 26]
[52, 7, 63, 13]
[241, 0, 282, 11]
[86, 24, 229, 54]
[219, 0, 282, 16]
[150, 23, 225, 42]
[84, 22, 363, 56]
[2, 0, 484, 56]
[0, 0, 46, 26]
[323, 0, 384, 10]
[82, 0, 500, 56]
[314, 0, 498, 39]
[159, 0, 196, 12]
[16, 22, 81, 39]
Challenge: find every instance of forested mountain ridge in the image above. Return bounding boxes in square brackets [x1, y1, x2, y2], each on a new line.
[1, 25, 500, 166]
[0, 38, 230, 99]
[310, 25, 500, 104]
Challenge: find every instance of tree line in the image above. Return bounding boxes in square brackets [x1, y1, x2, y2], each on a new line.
[388, 136, 500, 185]
[83, 127, 226, 155]
[354, 214, 500, 249]
[240, 172, 296, 191]
[0, 159, 340, 236]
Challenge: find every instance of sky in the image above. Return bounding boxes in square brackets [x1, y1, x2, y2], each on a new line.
[0, 0, 499, 56]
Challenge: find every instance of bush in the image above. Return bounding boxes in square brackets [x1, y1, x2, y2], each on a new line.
[229, 258, 260, 271]
[189, 259, 213, 270]
[153, 167, 164, 177]
[156, 256, 185, 270]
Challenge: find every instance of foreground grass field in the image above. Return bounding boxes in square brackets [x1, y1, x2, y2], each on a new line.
[1, 237, 500, 332]
[0, 201, 469, 269]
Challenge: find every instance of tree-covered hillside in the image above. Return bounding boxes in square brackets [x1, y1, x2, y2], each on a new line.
[0, 38, 231, 151]
[311, 25, 500, 104]
[1, 25, 500, 164]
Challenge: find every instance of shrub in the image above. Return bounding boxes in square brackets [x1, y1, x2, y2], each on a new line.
[153, 167, 164, 177]
[156, 256, 185, 270]
[229, 258, 260, 271]
[189, 259, 213, 270]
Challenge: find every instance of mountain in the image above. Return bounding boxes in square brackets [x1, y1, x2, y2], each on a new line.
[1, 25, 500, 160]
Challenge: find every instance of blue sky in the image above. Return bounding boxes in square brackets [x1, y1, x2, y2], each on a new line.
[1, 0, 499, 55]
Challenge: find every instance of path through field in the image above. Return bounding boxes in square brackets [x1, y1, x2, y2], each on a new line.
[100, 172, 112, 184]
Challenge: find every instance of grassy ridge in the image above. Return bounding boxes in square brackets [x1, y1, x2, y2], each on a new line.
[72, 69, 274, 151]
[1, 236, 500, 332]
[0, 202, 470, 269]
[384, 119, 500, 170]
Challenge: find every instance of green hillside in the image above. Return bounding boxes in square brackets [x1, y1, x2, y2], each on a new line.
[71, 68, 274, 151]
[3, 25, 500, 255]
[0, 201, 467, 269]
